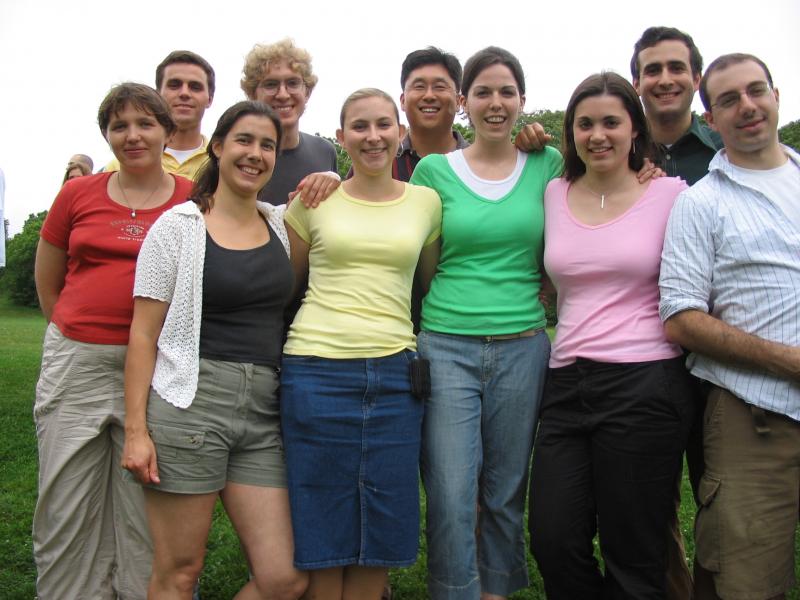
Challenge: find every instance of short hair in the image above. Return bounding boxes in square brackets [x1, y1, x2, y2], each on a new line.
[462, 46, 525, 96]
[68, 154, 94, 171]
[97, 82, 176, 138]
[562, 72, 657, 182]
[630, 26, 703, 80]
[192, 101, 283, 213]
[400, 46, 462, 91]
[240, 39, 318, 100]
[339, 88, 399, 128]
[62, 163, 91, 185]
[155, 50, 216, 99]
[699, 53, 774, 111]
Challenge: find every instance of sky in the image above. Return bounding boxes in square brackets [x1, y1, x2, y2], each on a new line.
[1, 0, 798, 235]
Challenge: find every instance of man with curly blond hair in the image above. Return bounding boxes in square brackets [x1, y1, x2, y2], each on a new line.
[241, 39, 338, 206]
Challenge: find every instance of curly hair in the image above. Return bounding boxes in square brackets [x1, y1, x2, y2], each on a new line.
[240, 39, 318, 100]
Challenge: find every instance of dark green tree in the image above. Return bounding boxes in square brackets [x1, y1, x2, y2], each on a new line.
[1, 211, 46, 306]
[779, 119, 800, 151]
[317, 134, 352, 180]
[455, 109, 565, 150]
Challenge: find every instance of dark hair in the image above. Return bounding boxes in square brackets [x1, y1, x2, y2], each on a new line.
[155, 50, 216, 99]
[400, 46, 462, 91]
[699, 53, 774, 111]
[630, 26, 703, 80]
[97, 82, 176, 137]
[461, 46, 525, 97]
[562, 72, 657, 182]
[192, 101, 283, 212]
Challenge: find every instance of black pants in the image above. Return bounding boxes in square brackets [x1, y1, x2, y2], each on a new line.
[528, 357, 694, 600]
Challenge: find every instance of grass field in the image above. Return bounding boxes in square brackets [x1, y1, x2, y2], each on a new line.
[1, 296, 797, 599]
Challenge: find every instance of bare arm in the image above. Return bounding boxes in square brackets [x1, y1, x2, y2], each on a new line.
[34, 238, 68, 322]
[539, 273, 556, 310]
[664, 309, 800, 382]
[416, 239, 441, 295]
[122, 297, 169, 485]
[286, 223, 310, 300]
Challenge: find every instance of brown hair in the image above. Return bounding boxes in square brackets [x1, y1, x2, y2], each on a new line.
[562, 72, 657, 181]
[155, 50, 215, 98]
[191, 101, 283, 213]
[97, 82, 176, 137]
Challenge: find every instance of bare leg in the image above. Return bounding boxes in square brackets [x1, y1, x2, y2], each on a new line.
[144, 488, 217, 600]
[342, 566, 388, 600]
[221, 482, 307, 600]
[303, 568, 344, 600]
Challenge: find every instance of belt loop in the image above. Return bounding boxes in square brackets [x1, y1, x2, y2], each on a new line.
[750, 405, 770, 435]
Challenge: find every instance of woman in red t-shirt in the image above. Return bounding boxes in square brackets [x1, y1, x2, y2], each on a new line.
[32, 82, 193, 600]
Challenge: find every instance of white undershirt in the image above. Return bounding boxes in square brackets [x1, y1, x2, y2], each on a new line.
[446, 149, 526, 200]
[165, 143, 203, 165]
[729, 158, 800, 228]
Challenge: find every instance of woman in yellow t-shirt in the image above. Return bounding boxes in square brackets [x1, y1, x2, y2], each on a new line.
[281, 88, 441, 599]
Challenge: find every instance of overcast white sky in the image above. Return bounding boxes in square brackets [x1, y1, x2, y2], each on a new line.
[1, 0, 798, 235]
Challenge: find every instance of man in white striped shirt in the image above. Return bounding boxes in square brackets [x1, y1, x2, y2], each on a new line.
[659, 53, 799, 600]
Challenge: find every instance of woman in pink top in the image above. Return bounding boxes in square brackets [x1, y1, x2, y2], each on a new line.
[528, 72, 694, 600]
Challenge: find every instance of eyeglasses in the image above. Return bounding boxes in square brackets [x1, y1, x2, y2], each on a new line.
[257, 78, 305, 96]
[710, 82, 772, 110]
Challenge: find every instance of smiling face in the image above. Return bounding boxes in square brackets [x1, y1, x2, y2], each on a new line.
[704, 59, 780, 167]
[400, 64, 458, 134]
[158, 63, 212, 132]
[634, 40, 699, 126]
[105, 103, 168, 173]
[254, 59, 309, 134]
[463, 63, 524, 144]
[573, 93, 638, 176]
[213, 114, 278, 198]
[336, 95, 404, 176]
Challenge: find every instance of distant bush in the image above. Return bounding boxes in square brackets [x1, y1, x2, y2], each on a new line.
[1, 211, 46, 306]
[779, 119, 800, 151]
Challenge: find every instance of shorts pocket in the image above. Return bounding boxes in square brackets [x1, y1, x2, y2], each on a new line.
[694, 473, 722, 572]
[149, 423, 205, 464]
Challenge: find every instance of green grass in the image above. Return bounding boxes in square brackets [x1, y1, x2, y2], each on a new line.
[1, 298, 797, 598]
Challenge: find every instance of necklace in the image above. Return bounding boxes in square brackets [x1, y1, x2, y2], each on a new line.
[117, 172, 164, 218]
[581, 180, 619, 209]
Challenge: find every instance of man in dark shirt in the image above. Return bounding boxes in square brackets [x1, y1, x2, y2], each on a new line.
[240, 38, 339, 206]
[632, 27, 723, 185]
[630, 25, 724, 600]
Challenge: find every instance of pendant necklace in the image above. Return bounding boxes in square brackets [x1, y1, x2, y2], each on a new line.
[117, 172, 163, 218]
[582, 181, 612, 209]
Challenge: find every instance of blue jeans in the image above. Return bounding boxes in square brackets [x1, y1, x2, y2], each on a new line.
[417, 330, 550, 599]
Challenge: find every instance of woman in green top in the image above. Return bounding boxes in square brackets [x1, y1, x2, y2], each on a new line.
[410, 47, 561, 600]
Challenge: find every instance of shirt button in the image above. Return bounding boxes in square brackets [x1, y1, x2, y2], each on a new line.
[665, 154, 672, 160]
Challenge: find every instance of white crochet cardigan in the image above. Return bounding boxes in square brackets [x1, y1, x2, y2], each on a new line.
[133, 200, 289, 408]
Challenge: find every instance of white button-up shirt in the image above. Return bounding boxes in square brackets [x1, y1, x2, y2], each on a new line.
[659, 146, 800, 421]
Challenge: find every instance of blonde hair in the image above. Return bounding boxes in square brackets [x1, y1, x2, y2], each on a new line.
[339, 88, 399, 128]
[240, 39, 318, 99]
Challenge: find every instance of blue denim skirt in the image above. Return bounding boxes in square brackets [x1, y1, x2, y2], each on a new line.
[280, 350, 423, 569]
